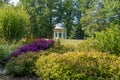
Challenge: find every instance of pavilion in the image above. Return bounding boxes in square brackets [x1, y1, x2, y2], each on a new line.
[54, 23, 67, 39]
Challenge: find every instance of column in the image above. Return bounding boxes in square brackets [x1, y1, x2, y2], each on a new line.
[57, 32, 59, 39]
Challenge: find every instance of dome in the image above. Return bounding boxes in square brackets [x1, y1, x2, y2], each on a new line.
[55, 23, 65, 29]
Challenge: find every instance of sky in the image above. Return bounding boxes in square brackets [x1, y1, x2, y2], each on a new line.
[9, 0, 19, 5]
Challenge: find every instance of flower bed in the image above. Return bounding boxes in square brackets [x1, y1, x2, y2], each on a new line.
[11, 38, 54, 56]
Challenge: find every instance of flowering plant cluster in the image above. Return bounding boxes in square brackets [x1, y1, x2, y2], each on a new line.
[11, 38, 54, 56]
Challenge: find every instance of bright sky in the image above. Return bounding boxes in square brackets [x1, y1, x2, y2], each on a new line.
[9, 0, 19, 5]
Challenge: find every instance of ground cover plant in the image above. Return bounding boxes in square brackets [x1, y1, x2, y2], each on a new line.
[35, 52, 120, 80]
[11, 38, 54, 57]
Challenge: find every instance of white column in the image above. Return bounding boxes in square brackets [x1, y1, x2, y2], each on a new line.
[57, 32, 59, 39]
[62, 31, 64, 39]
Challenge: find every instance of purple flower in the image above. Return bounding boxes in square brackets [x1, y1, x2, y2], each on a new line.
[10, 38, 54, 57]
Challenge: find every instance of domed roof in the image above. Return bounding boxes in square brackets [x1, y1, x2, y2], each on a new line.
[54, 23, 65, 29]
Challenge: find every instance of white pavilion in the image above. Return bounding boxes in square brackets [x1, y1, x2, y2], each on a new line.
[54, 23, 67, 39]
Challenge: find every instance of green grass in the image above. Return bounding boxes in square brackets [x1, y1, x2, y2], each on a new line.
[55, 39, 84, 46]
[0, 78, 3, 80]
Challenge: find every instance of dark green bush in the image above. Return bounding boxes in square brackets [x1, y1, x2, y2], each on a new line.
[90, 25, 120, 55]
[0, 48, 7, 67]
[6, 52, 39, 76]
[35, 52, 120, 80]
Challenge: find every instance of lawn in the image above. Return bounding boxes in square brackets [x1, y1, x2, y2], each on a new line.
[55, 39, 84, 46]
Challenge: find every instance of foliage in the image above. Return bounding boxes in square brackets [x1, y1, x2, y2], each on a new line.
[0, 40, 23, 66]
[19, 0, 86, 39]
[71, 24, 85, 39]
[103, 0, 120, 25]
[0, 48, 7, 67]
[81, 0, 106, 36]
[48, 45, 74, 54]
[77, 40, 94, 52]
[0, 5, 30, 42]
[0, 0, 9, 6]
[35, 52, 120, 80]
[90, 25, 120, 55]
[19, 0, 57, 38]
[81, 0, 120, 36]
[11, 38, 54, 57]
[6, 52, 39, 76]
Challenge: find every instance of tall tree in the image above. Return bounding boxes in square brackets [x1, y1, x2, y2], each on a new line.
[20, 0, 96, 39]
[70, 0, 85, 39]
[62, 0, 75, 38]
[103, 0, 120, 25]
[80, 0, 120, 36]
[19, 0, 58, 38]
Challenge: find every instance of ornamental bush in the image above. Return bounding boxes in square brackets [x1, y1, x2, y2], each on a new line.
[6, 52, 39, 76]
[11, 38, 54, 57]
[0, 5, 30, 42]
[35, 52, 120, 80]
[0, 40, 24, 66]
[90, 25, 120, 55]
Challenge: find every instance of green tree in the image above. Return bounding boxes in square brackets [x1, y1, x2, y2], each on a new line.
[62, 0, 75, 38]
[0, 5, 30, 42]
[0, 0, 9, 6]
[54, 0, 85, 39]
[20, 0, 58, 38]
[20, 0, 90, 39]
[103, 0, 120, 25]
[80, 0, 120, 36]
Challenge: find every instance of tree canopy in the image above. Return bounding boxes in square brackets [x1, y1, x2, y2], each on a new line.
[0, 0, 119, 40]
[81, 0, 120, 36]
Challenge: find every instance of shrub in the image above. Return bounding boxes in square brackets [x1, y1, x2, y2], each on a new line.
[35, 52, 120, 80]
[77, 40, 95, 52]
[90, 25, 120, 55]
[6, 52, 39, 76]
[0, 41, 23, 67]
[0, 5, 30, 42]
[0, 48, 7, 67]
[11, 38, 54, 57]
